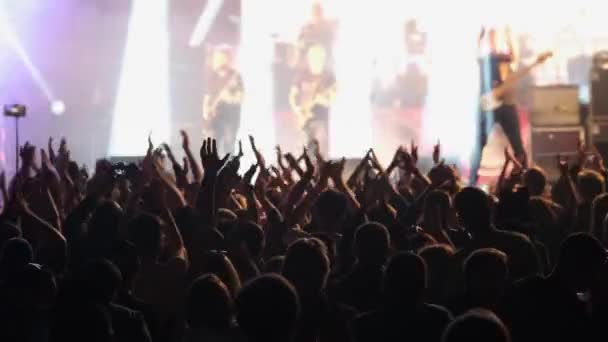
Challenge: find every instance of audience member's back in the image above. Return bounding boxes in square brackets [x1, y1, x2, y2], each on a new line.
[442, 309, 511, 342]
[185, 274, 237, 342]
[501, 233, 603, 342]
[454, 187, 539, 280]
[283, 237, 355, 342]
[448, 248, 508, 315]
[353, 252, 452, 342]
[418, 244, 457, 305]
[330, 222, 390, 312]
[236, 274, 300, 342]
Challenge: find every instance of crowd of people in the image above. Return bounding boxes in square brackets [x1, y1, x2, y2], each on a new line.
[1, 129, 608, 342]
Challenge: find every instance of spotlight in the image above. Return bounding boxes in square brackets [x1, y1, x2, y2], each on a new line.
[50, 100, 65, 115]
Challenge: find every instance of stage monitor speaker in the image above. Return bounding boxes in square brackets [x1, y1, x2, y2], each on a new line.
[531, 126, 584, 181]
[591, 67, 608, 121]
[589, 121, 608, 162]
[530, 85, 580, 126]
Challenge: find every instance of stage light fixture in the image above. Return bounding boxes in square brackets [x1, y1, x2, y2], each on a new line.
[50, 100, 65, 115]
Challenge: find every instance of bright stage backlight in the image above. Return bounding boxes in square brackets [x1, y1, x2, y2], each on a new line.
[109, 0, 170, 157]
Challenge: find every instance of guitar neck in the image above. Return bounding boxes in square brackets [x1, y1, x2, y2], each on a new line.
[492, 61, 542, 98]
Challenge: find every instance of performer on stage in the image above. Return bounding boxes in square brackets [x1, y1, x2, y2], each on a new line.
[297, 1, 337, 70]
[203, 46, 244, 155]
[470, 27, 526, 185]
[272, 42, 299, 153]
[289, 44, 336, 157]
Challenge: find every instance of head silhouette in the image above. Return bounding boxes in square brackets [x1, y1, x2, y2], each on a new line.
[423, 190, 453, 228]
[442, 309, 511, 342]
[88, 200, 123, 243]
[283, 237, 330, 297]
[75, 259, 122, 304]
[313, 189, 347, 232]
[187, 274, 233, 331]
[454, 187, 492, 235]
[109, 240, 140, 291]
[419, 244, 455, 301]
[383, 252, 427, 307]
[523, 167, 547, 197]
[0, 222, 21, 250]
[264, 255, 285, 274]
[236, 274, 300, 342]
[577, 170, 605, 204]
[128, 214, 163, 261]
[354, 222, 390, 267]
[226, 220, 265, 260]
[198, 250, 242, 298]
[464, 248, 508, 300]
[0, 237, 33, 279]
[554, 233, 606, 292]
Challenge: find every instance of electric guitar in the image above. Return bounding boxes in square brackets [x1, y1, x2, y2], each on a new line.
[480, 51, 553, 112]
[296, 83, 336, 130]
[203, 71, 241, 121]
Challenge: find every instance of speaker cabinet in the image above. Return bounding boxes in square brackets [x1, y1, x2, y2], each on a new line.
[589, 121, 608, 162]
[591, 68, 608, 121]
[531, 126, 584, 181]
[530, 86, 580, 126]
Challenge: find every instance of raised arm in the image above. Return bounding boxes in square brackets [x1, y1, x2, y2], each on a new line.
[181, 130, 203, 182]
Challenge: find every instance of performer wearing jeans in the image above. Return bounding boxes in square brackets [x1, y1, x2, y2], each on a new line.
[470, 27, 526, 185]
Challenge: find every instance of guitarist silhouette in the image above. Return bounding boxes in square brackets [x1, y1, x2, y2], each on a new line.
[203, 46, 244, 155]
[289, 44, 336, 157]
[470, 26, 552, 185]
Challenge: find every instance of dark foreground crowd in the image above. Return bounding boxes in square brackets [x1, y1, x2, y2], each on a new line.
[1, 131, 608, 342]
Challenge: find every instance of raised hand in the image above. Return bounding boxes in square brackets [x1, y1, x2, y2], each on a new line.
[368, 148, 384, 172]
[58, 137, 68, 156]
[328, 157, 346, 184]
[400, 148, 417, 174]
[182, 157, 190, 176]
[388, 146, 404, 171]
[432, 140, 441, 165]
[147, 131, 154, 156]
[276, 146, 286, 169]
[19, 142, 37, 172]
[48, 137, 56, 164]
[180, 130, 190, 150]
[410, 140, 419, 164]
[590, 145, 606, 173]
[162, 143, 177, 164]
[200, 137, 229, 177]
[311, 139, 325, 164]
[249, 135, 266, 169]
[237, 140, 244, 159]
[242, 163, 258, 186]
[576, 138, 587, 168]
[302, 148, 315, 179]
[285, 152, 304, 178]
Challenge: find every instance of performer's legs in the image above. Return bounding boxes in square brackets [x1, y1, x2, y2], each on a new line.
[306, 108, 329, 158]
[213, 106, 241, 155]
[304, 118, 328, 158]
[496, 104, 527, 166]
[470, 109, 491, 185]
